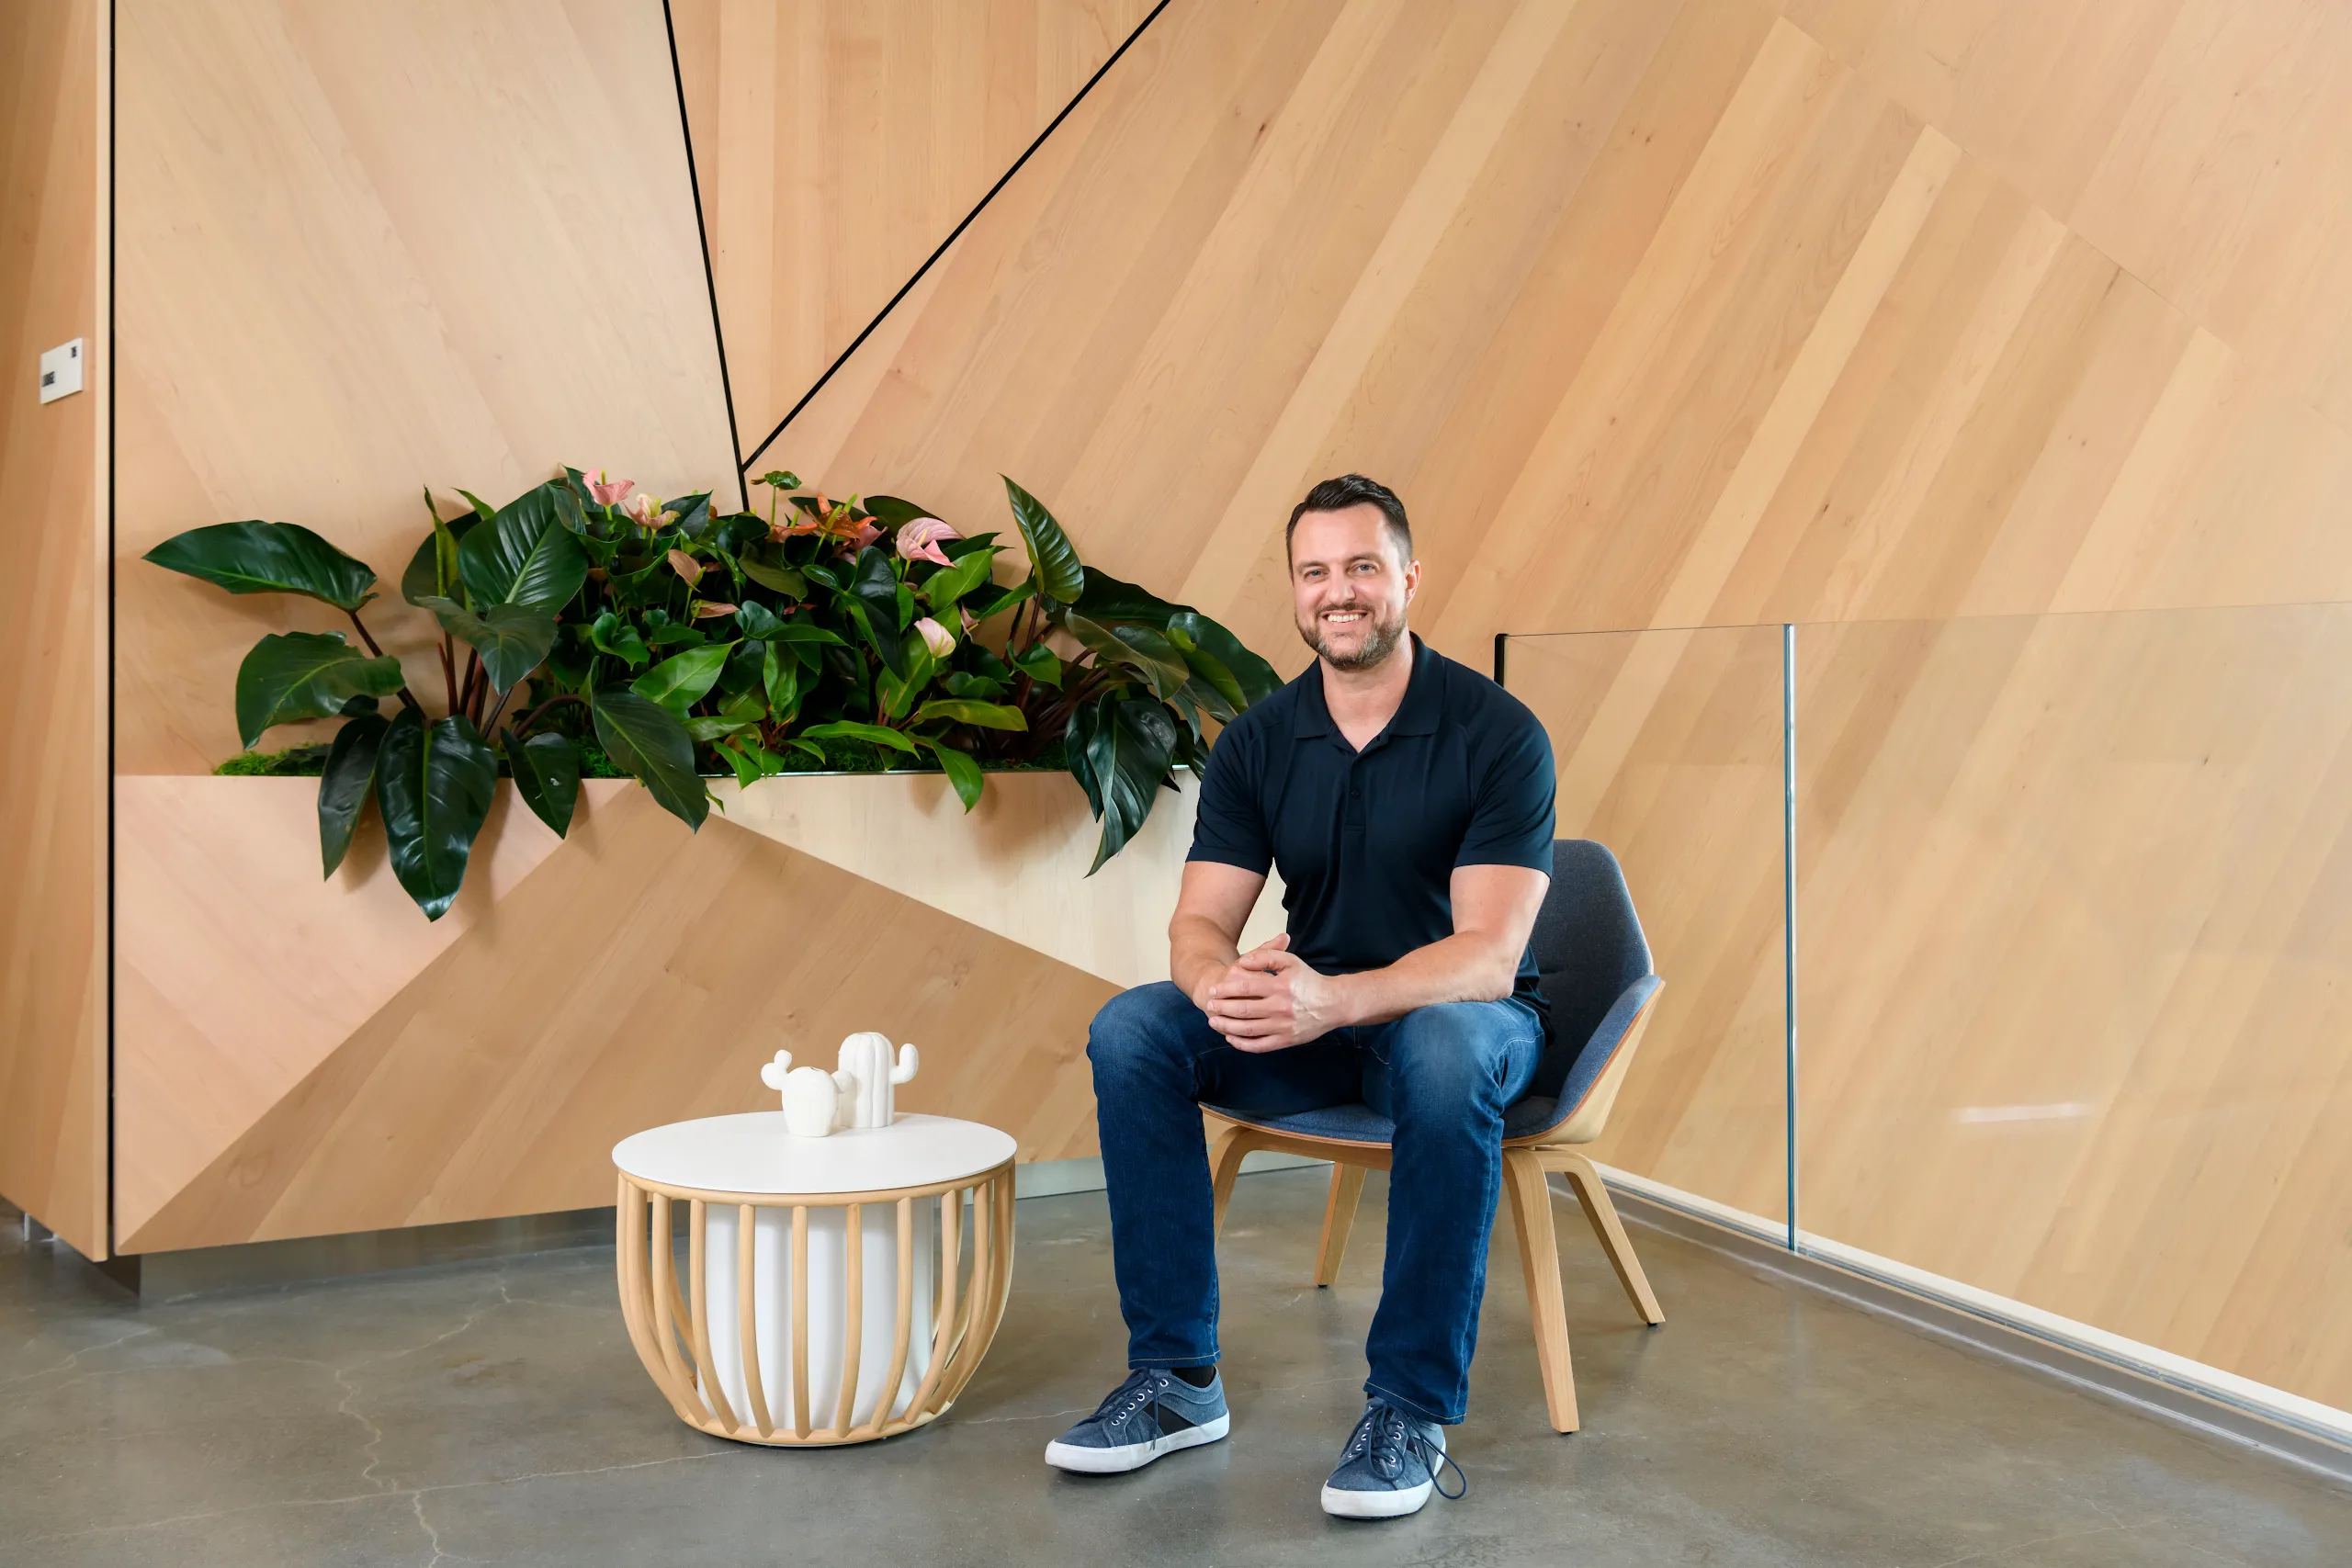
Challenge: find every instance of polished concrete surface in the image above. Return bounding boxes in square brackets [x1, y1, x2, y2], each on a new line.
[4, 1170, 2349, 1566]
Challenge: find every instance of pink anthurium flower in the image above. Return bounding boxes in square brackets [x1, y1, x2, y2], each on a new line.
[627, 492, 677, 530]
[915, 616, 956, 659]
[583, 468, 634, 507]
[667, 548, 705, 588]
[896, 516, 960, 568]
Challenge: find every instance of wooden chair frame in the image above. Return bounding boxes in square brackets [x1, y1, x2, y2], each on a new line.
[1205, 998, 1663, 1434]
[615, 1161, 1015, 1446]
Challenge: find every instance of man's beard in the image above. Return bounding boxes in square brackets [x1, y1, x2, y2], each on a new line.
[1298, 599, 1408, 671]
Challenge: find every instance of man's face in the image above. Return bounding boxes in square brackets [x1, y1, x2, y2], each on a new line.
[1288, 503, 1419, 671]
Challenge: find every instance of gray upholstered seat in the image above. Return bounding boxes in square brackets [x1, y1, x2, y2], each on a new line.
[1205, 840, 1660, 1146]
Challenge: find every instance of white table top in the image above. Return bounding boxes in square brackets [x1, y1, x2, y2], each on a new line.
[613, 1112, 1017, 1197]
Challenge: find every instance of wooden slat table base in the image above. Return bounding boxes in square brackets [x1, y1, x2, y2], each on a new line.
[614, 1162, 1016, 1447]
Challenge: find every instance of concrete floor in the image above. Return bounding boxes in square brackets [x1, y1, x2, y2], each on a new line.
[3, 1170, 2348, 1566]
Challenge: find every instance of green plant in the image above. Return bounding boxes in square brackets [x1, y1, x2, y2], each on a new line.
[148, 467, 1278, 917]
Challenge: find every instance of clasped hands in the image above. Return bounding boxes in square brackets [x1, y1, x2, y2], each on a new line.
[1193, 935, 1347, 1053]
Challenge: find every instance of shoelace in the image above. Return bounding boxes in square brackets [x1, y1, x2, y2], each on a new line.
[1090, 1369, 1174, 1438]
[1345, 1401, 1468, 1500]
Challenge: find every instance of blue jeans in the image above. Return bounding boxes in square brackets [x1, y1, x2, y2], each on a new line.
[1086, 981, 1544, 1425]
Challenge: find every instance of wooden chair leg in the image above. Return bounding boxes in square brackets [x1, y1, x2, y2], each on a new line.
[1314, 1163, 1367, 1287]
[1208, 1125, 1256, 1237]
[1555, 1151, 1665, 1325]
[1501, 1147, 1579, 1433]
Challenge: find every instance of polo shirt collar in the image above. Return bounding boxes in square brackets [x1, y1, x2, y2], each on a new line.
[1295, 633, 1443, 742]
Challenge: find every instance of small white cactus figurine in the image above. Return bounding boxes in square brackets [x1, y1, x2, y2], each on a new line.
[761, 1049, 857, 1139]
[833, 1032, 920, 1129]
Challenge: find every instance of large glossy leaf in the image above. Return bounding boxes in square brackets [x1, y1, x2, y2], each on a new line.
[503, 729, 581, 837]
[798, 720, 918, 755]
[589, 610, 650, 669]
[413, 598, 557, 694]
[632, 641, 735, 713]
[1169, 609, 1281, 705]
[376, 710, 497, 919]
[458, 481, 589, 610]
[1063, 695, 1106, 818]
[920, 547, 998, 614]
[739, 553, 808, 597]
[234, 631, 406, 747]
[1001, 477, 1084, 604]
[762, 643, 801, 718]
[911, 698, 1026, 731]
[1073, 566, 1185, 627]
[863, 494, 938, 528]
[1080, 695, 1179, 873]
[146, 521, 379, 611]
[592, 687, 708, 830]
[316, 712, 388, 876]
[913, 735, 985, 812]
[1011, 642, 1065, 690]
[1064, 614, 1189, 700]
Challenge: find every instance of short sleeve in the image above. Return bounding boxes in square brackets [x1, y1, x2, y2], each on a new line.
[1187, 715, 1273, 874]
[1455, 711, 1556, 871]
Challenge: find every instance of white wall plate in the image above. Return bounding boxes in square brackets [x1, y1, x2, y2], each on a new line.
[39, 339, 84, 404]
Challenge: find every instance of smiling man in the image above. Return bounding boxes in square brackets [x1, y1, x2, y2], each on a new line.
[1044, 475, 1556, 1518]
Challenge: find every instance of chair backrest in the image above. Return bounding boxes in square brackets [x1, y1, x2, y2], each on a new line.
[1527, 840, 1654, 1100]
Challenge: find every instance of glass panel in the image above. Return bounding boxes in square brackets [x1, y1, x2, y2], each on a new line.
[1794, 605, 2352, 1407]
[1506, 626, 1788, 1224]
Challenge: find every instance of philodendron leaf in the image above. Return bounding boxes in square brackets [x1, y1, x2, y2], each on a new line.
[1167, 609, 1281, 705]
[503, 729, 581, 837]
[592, 687, 708, 830]
[1064, 614, 1190, 701]
[1011, 642, 1065, 689]
[913, 735, 985, 812]
[797, 720, 918, 755]
[1080, 694, 1179, 874]
[414, 598, 557, 694]
[920, 547, 998, 614]
[631, 641, 735, 714]
[458, 480, 590, 611]
[862, 495, 937, 528]
[145, 521, 379, 612]
[317, 712, 389, 876]
[234, 631, 406, 748]
[1001, 477, 1084, 604]
[376, 709, 497, 919]
[739, 551, 808, 597]
[910, 699, 1027, 731]
[1073, 566, 1185, 627]
[590, 610, 650, 669]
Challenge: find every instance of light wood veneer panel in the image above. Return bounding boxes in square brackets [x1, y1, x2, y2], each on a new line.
[1795, 607, 2352, 1409]
[124, 788, 1118, 1253]
[0, 0, 107, 1258]
[670, 0, 1156, 453]
[1506, 629, 1791, 1222]
[718, 771, 1283, 988]
[112, 0, 740, 773]
[765, 0, 2352, 679]
[111, 778, 583, 1242]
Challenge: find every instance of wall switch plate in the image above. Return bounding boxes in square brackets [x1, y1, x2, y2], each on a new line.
[39, 339, 84, 404]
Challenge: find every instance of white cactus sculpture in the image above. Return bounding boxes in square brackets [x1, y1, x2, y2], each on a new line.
[833, 1032, 920, 1130]
[761, 1049, 857, 1139]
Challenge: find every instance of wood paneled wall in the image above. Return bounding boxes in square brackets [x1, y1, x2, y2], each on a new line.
[113, 0, 741, 774]
[0, 0, 108, 1258]
[670, 0, 1157, 453]
[757, 0, 2349, 683]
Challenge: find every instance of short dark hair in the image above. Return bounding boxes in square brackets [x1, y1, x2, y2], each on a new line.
[1285, 474, 1412, 564]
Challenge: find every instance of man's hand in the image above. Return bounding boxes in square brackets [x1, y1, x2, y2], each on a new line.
[1198, 934, 1351, 1052]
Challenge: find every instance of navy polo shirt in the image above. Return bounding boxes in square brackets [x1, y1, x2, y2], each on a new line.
[1188, 635, 1557, 1021]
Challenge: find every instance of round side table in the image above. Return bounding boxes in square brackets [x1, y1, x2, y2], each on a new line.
[612, 1111, 1016, 1447]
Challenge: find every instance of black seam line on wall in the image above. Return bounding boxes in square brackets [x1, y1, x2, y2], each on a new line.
[662, 0, 748, 514]
[106, 0, 119, 1260]
[739, 0, 1178, 473]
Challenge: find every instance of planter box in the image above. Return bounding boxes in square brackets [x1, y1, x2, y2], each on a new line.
[113, 772, 1279, 1254]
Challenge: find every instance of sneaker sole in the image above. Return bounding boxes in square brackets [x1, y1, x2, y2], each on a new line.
[1045, 1413, 1230, 1474]
[1320, 1478, 1433, 1518]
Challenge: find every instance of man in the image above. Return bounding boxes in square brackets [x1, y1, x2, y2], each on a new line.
[1044, 475, 1556, 1518]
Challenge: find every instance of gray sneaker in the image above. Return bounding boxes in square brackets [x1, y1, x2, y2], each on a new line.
[1044, 1368, 1231, 1473]
[1320, 1396, 1466, 1518]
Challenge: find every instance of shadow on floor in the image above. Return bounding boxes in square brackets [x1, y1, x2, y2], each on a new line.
[2, 1170, 2347, 1566]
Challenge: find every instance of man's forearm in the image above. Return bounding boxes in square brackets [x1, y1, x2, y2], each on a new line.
[1329, 932, 1521, 1028]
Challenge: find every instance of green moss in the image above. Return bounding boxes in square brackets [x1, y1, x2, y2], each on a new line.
[213, 743, 332, 777]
